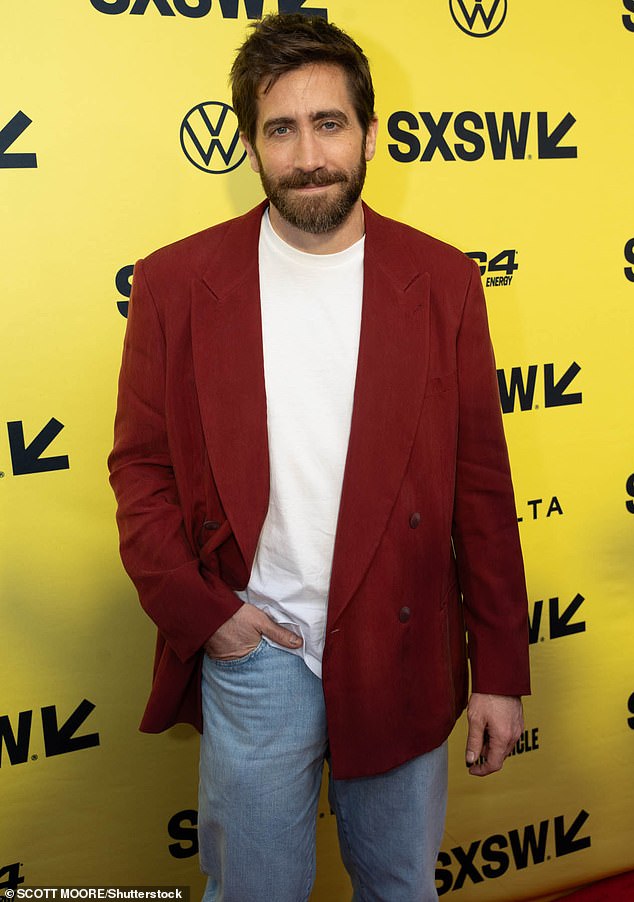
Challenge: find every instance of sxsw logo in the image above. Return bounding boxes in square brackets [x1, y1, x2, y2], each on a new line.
[436, 810, 591, 894]
[89, 0, 328, 18]
[180, 102, 246, 174]
[528, 593, 585, 645]
[625, 238, 634, 281]
[4, 419, 70, 476]
[449, 0, 507, 37]
[626, 474, 634, 514]
[497, 362, 582, 413]
[168, 809, 199, 859]
[0, 111, 37, 169]
[115, 264, 134, 317]
[623, 1, 634, 31]
[387, 111, 577, 162]
[0, 699, 99, 766]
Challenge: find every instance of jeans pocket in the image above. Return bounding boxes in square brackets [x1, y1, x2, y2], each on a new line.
[207, 637, 267, 668]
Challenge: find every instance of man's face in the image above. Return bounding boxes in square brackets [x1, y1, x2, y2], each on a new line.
[242, 63, 377, 236]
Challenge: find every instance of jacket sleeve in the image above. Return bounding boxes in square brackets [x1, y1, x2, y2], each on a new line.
[452, 260, 531, 696]
[108, 259, 242, 663]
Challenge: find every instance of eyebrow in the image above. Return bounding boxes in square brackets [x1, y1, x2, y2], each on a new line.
[261, 109, 351, 132]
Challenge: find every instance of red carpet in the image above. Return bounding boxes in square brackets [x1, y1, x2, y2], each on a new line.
[557, 870, 634, 900]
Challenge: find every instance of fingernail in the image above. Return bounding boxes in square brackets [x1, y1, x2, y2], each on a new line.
[466, 751, 475, 765]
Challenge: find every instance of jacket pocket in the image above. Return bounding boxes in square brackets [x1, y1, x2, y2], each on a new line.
[206, 637, 266, 667]
[198, 518, 232, 559]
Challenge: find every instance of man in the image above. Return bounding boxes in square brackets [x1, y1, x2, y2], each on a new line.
[109, 13, 530, 902]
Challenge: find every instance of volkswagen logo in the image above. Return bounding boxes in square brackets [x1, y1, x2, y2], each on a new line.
[180, 101, 246, 174]
[449, 0, 508, 37]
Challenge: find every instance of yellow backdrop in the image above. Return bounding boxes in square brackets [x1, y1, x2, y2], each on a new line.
[3, 1, 633, 899]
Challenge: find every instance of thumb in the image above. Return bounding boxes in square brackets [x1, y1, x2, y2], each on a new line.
[260, 620, 302, 649]
[465, 720, 485, 767]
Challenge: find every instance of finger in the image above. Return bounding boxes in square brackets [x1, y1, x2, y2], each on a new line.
[206, 641, 259, 661]
[469, 760, 494, 777]
[480, 738, 505, 774]
[469, 733, 512, 777]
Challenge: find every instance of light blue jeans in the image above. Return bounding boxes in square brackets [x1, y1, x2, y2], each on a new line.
[199, 640, 447, 902]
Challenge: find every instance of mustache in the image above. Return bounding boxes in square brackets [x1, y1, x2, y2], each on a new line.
[278, 169, 348, 189]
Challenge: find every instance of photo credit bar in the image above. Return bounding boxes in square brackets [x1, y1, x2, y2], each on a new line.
[4, 891, 189, 901]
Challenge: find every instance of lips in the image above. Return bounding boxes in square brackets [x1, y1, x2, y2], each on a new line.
[280, 171, 347, 190]
[292, 183, 333, 191]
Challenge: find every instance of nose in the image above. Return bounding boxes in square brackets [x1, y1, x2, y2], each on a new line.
[294, 129, 326, 172]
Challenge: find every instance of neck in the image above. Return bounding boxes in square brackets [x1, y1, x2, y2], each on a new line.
[268, 199, 365, 254]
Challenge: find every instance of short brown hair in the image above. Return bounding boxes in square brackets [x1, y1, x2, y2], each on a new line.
[230, 14, 375, 146]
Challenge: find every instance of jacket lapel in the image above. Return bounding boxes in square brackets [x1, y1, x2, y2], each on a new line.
[191, 201, 431, 609]
[191, 203, 269, 571]
[327, 205, 431, 625]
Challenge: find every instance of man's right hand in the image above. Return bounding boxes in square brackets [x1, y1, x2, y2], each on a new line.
[204, 603, 302, 661]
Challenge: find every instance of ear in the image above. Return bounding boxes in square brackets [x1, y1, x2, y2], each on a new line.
[364, 116, 379, 163]
[240, 134, 260, 174]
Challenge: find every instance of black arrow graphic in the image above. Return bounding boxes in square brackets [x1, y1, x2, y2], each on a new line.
[7, 418, 70, 475]
[549, 594, 586, 639]
[41, 699, 100, 758]
[0, 111, 38, 169]
[278, 0, 328, 19]
[554, 810, 591, 857]
[537, 112, 577, 159]
[544, 361, 582, 407]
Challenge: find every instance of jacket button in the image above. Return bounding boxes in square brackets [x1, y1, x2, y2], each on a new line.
[399, 606, 411, 623]
[409, 512, 421, 528]
[203, 520, 221, 530]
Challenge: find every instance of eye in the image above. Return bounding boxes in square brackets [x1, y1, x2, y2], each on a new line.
[272, 125, 290, 136]
[321, 120, 339, 131]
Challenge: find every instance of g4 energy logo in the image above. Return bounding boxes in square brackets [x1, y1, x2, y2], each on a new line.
[449, 0, 507, 37]
[180, 102, 246, 174]
[467, 249, 518, 287]
[0, 861, 25, 893]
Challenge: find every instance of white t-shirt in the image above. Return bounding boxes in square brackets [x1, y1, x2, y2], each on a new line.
[236, 209, 364, 677]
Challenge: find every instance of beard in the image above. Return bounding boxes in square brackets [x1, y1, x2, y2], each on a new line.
[256, 148, 367, 235]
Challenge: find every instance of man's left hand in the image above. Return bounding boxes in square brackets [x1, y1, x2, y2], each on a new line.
[465, 693, 523, 776]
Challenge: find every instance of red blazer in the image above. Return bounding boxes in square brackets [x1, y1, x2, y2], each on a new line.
[109, 201, 530, 779]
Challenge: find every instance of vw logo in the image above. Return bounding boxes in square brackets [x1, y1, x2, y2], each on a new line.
[449, 0, 508, 37]
[179, 101, 246, 174]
